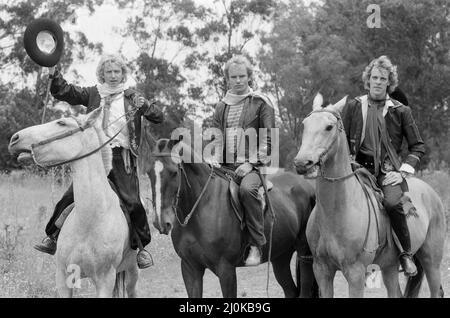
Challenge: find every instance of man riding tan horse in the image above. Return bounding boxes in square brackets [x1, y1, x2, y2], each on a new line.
[33, 54, 163, 269]
[294, 55, 446, 297]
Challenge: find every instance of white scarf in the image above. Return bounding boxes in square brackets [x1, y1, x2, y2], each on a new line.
[97, 83, 126, 98]
[222, 89, 274, 108]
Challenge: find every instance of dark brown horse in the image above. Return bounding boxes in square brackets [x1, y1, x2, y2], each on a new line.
[138, 136, 318, 298]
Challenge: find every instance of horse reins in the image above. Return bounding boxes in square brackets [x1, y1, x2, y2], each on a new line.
[31, 106, 139, 169]
[151, 152, 215, 227]
[304, 109, 357, 182]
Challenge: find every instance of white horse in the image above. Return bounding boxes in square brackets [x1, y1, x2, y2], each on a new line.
[9, 108, 138, 297]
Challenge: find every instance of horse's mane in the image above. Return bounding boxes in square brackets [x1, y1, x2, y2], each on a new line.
[81, 111, 112, 175]
[155, 138, 204, 164]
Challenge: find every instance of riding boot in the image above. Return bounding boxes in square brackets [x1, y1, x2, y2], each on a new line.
[34, 229, 59, 255]
[389, 211, 417, 276]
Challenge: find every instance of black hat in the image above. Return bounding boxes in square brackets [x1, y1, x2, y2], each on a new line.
[390, 87, 409, 106]
[23, 18, 64, 67]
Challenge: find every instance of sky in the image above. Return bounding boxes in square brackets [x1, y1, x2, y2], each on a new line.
[63, 0, 226, 86]
[3, 0, 315, 119]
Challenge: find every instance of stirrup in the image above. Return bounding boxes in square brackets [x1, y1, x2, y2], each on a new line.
[137, 249, 154, 269]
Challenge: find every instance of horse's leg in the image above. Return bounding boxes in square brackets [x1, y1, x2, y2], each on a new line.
[342, 262, 366, 298]
[95, 270, 116, 298]
[313, 260, 336, 298]
[381, 265, 402, 298]
[56, 266, 73, 298]
[271, 250, 298, 298]
[125, 265, 139, 298]
[416, 249, 443, 298]
[216, 262, 237, 298]
[181, 259, 205, 298]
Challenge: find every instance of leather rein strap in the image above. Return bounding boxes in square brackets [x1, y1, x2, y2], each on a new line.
[31, 107, 138, 169]
[151, 153, 215, 227]
[304, 109, 356, 182]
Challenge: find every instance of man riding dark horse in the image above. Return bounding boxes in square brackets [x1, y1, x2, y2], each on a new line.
[342, 55, 425, 276]
[34, 54, 164, 269]
[210, 55, 275, 266]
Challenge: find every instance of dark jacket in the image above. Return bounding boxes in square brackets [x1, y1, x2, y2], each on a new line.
[50, 69, 163, 156]
[212, 95, 275, 166]
[342, 95, 425, 171]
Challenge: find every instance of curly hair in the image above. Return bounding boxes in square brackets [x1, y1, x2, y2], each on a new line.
[96, 53, 128, 84]
[223, 55, 254, 88]
[362, 55, 398, 94]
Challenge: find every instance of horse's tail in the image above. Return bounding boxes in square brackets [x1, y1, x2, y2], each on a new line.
[404, 255, 424, 298]
[113, 271, 126, 298]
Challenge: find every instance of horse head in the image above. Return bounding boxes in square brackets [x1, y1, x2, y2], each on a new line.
[140, 136, 185, 235]
[294, 93, 348, 178]
[8, 107, 109, 171]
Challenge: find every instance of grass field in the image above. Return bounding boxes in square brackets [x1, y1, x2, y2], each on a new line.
[0, 170, 449, 298]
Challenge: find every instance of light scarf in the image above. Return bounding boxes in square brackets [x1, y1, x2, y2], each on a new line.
[97, 83, 126, 98]
[222, 89, 274, 108]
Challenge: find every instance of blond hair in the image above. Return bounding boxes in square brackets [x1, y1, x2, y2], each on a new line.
[362, 55, 399, 94]
[96, 54, 128, 84]
[224, 55, 254, 87]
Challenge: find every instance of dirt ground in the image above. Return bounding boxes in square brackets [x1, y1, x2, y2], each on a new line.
[1, 172, 450, 298]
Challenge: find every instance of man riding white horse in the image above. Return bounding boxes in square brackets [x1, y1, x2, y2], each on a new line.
[34, 54, 163, 269]
[341, 55, 425, 276]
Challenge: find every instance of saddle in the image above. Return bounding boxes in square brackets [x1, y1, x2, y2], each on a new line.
[213, 166, 273, 230]
[353, 165, 418, 218]
[54, 180, 133, 234]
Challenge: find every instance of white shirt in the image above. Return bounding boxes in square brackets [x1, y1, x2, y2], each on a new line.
[102, 93, 130, 149]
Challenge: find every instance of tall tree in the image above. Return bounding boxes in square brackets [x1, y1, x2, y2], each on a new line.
[260, 0, 450, 169]
[0, 0, 104, 170]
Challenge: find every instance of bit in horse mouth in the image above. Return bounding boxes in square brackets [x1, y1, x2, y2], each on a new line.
[305, 163, 320, 179]
[17, 151, 33, 164]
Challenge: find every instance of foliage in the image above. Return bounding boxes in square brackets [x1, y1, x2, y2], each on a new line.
[260, 0, 450, 168]
[0, 0, 105, 169]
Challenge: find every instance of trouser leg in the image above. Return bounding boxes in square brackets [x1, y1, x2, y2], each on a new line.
[379, 175, 416, 275]
[239, 172, 266, 247]
[45, 183, 74, 237]
[109, 149, 151, 250]
[379, 177, 411, 253]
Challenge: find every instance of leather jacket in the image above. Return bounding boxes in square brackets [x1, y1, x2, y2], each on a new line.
[50, 69, 163, 156]
[342, 95, 425, 171]
[211, 94, 275, 166]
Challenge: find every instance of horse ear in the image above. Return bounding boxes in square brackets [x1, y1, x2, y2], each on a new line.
[312, 93, 324, 110]
[327, 95, 348, 114]
[84, 107, 103, 127]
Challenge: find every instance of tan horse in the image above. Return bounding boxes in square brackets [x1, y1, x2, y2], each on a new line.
[293, 95, 446, 297]
[8, 108, 138, 297]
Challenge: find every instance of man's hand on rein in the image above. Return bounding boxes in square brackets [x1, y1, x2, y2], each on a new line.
[132, 94, 146, 109]
[382, 171, 404, 186]
[236, 162, 253, 177]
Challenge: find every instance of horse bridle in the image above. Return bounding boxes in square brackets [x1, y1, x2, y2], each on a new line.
[150, 152, 214, 227]
[303, 109, 356, 182]
[31, 107, 138, 169]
